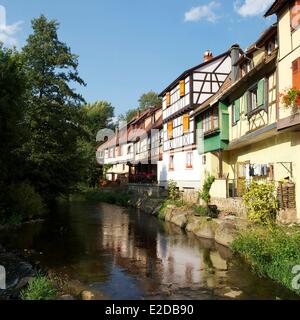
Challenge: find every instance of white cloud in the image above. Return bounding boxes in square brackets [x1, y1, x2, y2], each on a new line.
[184, 1, 221, 23]
[0, 5, 22, 46]
[234, 0, 274, 17]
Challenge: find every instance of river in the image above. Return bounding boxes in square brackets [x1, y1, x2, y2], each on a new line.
[0, 202, 298, 300]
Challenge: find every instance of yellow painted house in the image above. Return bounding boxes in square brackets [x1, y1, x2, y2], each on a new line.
[193, 2, 300, 222]
[265, 0, 300, 220]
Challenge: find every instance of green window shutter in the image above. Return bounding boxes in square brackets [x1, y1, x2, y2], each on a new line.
[257, 79, 265, 107]
[235, 98, 240, 122]
[221, 110, 229, 140]
[246, 91, 251, 114]
[243, 93, 248, 113]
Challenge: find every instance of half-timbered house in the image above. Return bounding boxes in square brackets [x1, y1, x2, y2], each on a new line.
[158, 49, 233, 191]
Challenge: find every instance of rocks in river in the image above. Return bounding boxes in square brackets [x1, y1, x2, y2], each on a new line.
[14, 276, 35, 290]
[0, 248, 37, 299]
[215, 221, 238, 247]
[59, 294, 76, 300]
[81, 289, 108, 300]
[224, 290, 243, 299]
[66, 279, 108, 300]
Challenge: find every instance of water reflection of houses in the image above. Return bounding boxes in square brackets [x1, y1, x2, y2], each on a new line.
[99, 207, 228, 288]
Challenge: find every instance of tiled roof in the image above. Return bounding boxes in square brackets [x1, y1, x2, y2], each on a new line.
[265, 0, 287, 17]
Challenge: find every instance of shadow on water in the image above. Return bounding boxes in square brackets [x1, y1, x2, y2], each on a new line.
[0, 202, 299, 300]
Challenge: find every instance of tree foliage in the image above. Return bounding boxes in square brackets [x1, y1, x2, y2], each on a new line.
[119, 91, 161, 123]
[79, 101, 115, 187]
[138, 91, 162, 110]
[21, 15, 87, 203]
[0, 45, 27, 218]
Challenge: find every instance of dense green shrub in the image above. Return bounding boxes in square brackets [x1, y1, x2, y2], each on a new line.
[231, 226, 300, 295]
[5, 183, 45, 224]
[199, 175, 215, 204]
[243, 181, 278, 224]
[21, 276, 58, 300]
[167, 180, 179, 200]
[84, 189, 130, 207]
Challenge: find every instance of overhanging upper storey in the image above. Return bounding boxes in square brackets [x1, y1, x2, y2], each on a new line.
[160, 49, 237, 124]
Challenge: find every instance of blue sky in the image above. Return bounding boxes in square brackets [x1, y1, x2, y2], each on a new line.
[0, 0, 275, 116]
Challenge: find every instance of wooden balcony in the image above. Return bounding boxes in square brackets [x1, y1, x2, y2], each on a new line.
[277, 113, 300, 131]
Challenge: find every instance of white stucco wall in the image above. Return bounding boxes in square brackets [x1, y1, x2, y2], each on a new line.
[158, 149, 203, 190]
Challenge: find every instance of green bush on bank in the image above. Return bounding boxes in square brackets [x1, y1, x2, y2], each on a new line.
[2, 183, 46, 226]
[231, 225, 300, 295]
[84, 189, 130, 207]
[21, 276, 58, 300]
[243, 181, 278, 224]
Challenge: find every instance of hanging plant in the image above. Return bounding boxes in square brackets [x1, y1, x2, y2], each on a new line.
[280, 88, 300, 114]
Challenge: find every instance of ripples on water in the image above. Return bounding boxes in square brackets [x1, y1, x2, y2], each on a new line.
[0, 202, 298, 300]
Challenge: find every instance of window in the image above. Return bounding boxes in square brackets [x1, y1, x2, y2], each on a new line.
[169, 155, 174, 171]
[267, 36, 278, 55]
[291, 0, 300, 31]
[202, 105, 219, 133]
[246, 79, 266, 113]
[249, 85, 258, 111]
[202, 155, 206, 165]
[186, 152, 193, 169]
[240, 60, 252, 79]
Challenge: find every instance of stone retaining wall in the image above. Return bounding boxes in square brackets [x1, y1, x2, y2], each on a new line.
[211, 197, 248, 219]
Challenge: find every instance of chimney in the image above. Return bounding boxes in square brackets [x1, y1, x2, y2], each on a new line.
[204, 50, 213, 62]
[231, 44, 240, 83]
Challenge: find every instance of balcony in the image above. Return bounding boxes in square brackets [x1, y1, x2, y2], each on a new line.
[277, 113, 300, 131]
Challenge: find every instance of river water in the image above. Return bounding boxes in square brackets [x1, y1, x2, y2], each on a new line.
[0, 202, 298, 300]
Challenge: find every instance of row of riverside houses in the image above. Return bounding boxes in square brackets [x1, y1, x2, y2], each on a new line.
[97, 106, 163, 185]
[97, 0, 300, 222]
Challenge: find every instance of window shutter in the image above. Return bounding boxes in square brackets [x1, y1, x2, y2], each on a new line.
[235, 99, 240, 122]
[257, 79, 265, 107]
[246, 91, 251, 114]
[291, 1, 300, 30]
[166, 92, 171, 107]
[243, 93, 248, 113]
[167, 121, 173, 139]
[292, 58, 300, 90]
[183, 114, 190, 133]
[180, 80, 185, 97]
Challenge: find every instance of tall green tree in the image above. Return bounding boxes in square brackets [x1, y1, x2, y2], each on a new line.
[138, 91, 162, 109]
[22, 15, 86, 203]
[0, 46, 27, 215]
[119, 91, 162, 122]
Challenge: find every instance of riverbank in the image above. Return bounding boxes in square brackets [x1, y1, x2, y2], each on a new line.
[128, 193, 244, 248]
[127, 190, 300, 297]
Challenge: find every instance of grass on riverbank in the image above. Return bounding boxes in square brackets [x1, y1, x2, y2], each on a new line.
[71, 188, 130, 207]
[158, 198, 219, 220]
[158, 199, 187, 220]
[21, 276, 58, 300]
[231, 225, 300, 296]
